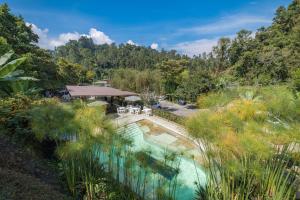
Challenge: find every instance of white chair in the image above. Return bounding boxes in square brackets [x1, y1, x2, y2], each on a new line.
[134, 107, 140, 115]
[126, 105, 132, 111]
[142, 107, 152, 116]
[128, 107, 135, 114]
[117, 107, 126, 114]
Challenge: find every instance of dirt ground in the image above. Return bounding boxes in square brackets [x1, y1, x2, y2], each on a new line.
[0, 135, 70, 200]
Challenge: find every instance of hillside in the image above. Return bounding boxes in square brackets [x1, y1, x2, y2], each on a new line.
[0, 135, 70, 200]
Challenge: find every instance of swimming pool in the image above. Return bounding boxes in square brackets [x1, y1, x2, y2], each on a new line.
[117, 120, 206, 200]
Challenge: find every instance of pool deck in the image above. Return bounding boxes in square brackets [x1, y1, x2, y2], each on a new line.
[114, 113, 202, 148]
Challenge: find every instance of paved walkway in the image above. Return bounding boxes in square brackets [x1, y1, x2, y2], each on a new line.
[159, 100, 199, 117]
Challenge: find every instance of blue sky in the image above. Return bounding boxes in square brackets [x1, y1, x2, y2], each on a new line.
[3, 0, 290, 56]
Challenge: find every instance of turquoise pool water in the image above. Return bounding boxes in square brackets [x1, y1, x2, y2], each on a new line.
[118, 121, 206, 200]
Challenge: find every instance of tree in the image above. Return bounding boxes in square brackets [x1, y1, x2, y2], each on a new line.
[0, 36, 11, 55]
[57, 58, 84, 85]
[0, 3, 61, 90]
[0, 3, 38, 54]
[22, 48, 61, 89]
[157, 59, 188, 96]
[229, 29, 254, 65]
[212, 37, 231, 72]
[175, 70, 215, 102]
[111, 68, 162, 94]
[85, 70, 96, 83]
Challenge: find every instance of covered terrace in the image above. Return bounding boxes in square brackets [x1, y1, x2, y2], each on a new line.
[66, 85, 139, 112]
[66, 85, 136, 98]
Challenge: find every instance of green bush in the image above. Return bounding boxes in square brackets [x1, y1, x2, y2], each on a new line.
[152, 109, 185, 125]
[292, 68, 300, 92]
[0, 95, 60, 154]
[197, 87, 246, 109]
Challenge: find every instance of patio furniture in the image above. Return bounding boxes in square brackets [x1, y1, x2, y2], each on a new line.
[132, 107, 140, 115]
[142, 107, 152, 116]
[127, 106, 135, 114]
[117, 106, 126, 114]
[126, 105, 133, 111]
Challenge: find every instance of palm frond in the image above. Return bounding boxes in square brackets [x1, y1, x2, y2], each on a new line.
[0, 57, 27, 77]
[0, 50, 14, 66]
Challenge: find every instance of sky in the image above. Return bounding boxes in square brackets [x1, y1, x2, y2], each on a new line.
[2, 0, 291, 56]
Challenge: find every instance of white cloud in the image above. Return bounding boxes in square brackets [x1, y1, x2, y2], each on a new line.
[150, 43, 158, 50]
[126, 40, 137, 45]
[49, 32, 81, 47]
[178, 15, 271, 35]
[26, 22, 50, 49]
[172, 38, 219, 57]
[26, 23, 113, 49]
[89, 28, 113, 45]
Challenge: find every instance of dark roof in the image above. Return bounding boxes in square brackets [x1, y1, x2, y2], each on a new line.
[66, 85, 136, 97]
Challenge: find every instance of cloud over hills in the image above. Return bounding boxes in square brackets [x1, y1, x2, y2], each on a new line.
[26, 23, 113, 49]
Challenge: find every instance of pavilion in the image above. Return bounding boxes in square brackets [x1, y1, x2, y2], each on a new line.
[66, 85, 136, 98]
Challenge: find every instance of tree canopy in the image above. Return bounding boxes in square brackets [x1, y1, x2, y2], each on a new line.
[1, 1, 300, 101]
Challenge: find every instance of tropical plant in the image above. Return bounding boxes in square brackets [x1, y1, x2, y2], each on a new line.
[0, 50, 37, 96]
[187, 89, 299, 200]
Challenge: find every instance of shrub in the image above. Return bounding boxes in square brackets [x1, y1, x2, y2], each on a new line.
[188, 86, 299, 200]
[292, 68, 300, 92]
[0, 95, 61, 153]
[152, 108, 185, 125]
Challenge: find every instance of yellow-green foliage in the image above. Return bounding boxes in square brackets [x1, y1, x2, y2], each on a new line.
[198, 85, 300, 121]
[189, 86, 300, 155]
[111, 68, 162, 94]
[197, 87, 254, 109]
[188, 85, 299, 199]
[30, 101, 76, 141]
[189, 98, 272, 158]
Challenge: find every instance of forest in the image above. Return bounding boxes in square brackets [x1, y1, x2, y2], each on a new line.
[1, 1, 300, 101]
[0, 0, 300, 200]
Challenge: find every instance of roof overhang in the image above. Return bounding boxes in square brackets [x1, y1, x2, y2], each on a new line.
[66, 85, 136, 97]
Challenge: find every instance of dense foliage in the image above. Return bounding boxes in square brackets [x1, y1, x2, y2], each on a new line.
[50, 0, 300, 102]
[54, 37, 184, 71]
[2, 0, 299, 100]
[1, 1, 300, 200]
[111, 68, 162, 94]
[152, 109, 186, 125]
[187, 86, 300, 199]
[0, 4, 62, 89]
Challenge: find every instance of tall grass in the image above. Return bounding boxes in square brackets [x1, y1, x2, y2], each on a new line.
[31, 100, 186, 200]
[187, 86, 299, 199]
